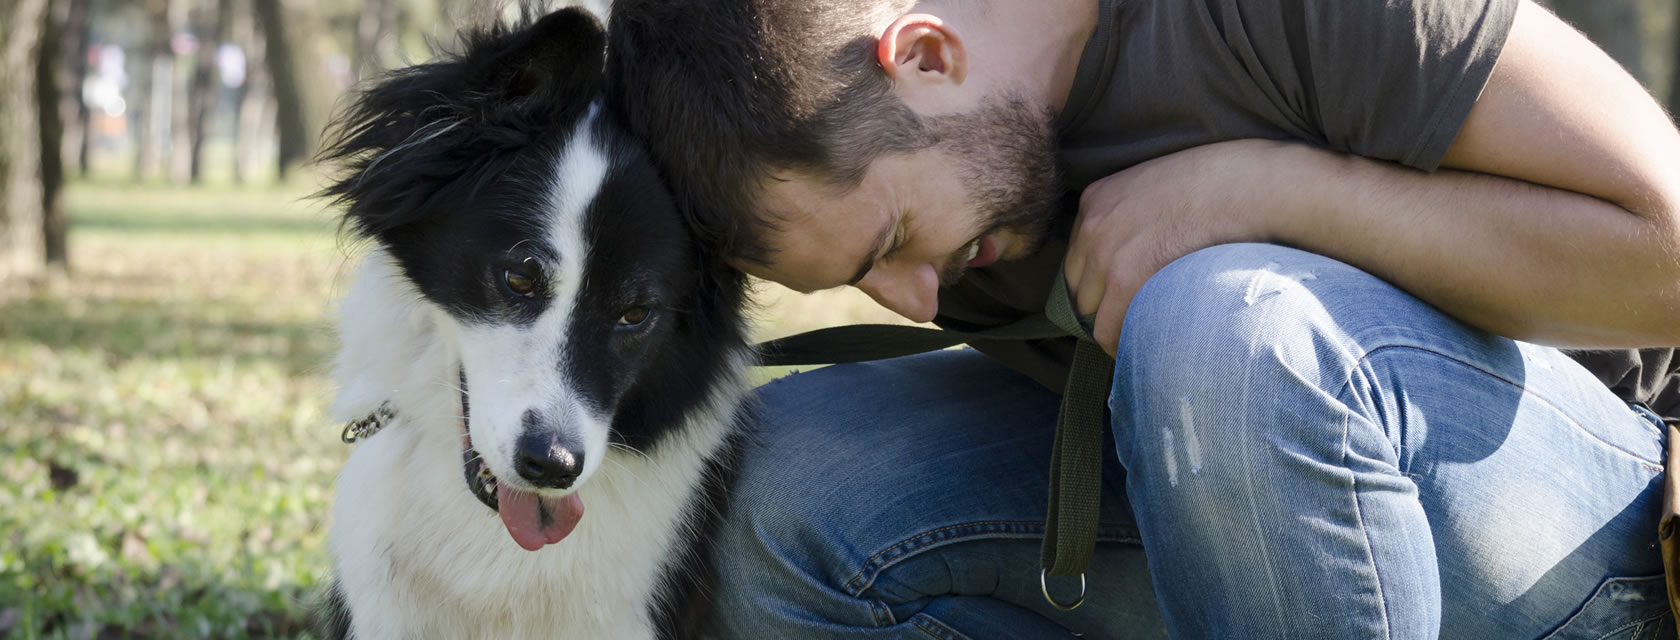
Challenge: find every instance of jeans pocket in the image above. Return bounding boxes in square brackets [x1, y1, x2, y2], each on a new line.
[1543, 575, 1674, 640]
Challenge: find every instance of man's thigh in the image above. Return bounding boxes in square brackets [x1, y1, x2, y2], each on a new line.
[712, 349, 1162, 639]
[1114, 243, 1670, 638]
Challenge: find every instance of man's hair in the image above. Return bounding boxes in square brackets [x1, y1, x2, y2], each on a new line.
[607, 0, 924, 264]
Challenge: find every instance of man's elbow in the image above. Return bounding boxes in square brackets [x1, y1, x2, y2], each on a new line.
[1647, 183, 1680, 343]
[1618, 173, 1680, 344]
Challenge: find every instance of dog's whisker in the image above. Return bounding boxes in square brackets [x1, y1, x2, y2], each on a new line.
[600, 454, 648, 484]
[608, 441, 653, 461]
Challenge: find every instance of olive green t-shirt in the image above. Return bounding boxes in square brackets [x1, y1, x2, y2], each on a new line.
[934, 0, 1680, 421]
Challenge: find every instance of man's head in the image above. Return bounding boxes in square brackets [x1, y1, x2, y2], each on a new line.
[609, 0, 1071, 321]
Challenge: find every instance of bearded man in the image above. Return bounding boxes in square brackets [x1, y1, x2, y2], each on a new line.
[608, 0, 1680, 637]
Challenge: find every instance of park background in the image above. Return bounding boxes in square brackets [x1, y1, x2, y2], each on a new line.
[0, 0, 1676, 637]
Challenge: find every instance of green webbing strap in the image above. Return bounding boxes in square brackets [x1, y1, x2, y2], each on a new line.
[755, 273, 1115, 603]
[757, 314, 1064, 366]
[1040, 273, 1112, 582]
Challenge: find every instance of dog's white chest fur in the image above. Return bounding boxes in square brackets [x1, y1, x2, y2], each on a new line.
[331, 425, 702, 639]
[326, 256, 745, 640]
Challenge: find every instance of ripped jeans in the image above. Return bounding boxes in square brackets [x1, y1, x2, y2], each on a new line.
[708, 244, 1671, 639]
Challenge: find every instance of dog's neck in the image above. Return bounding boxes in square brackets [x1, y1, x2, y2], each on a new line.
[332, 251, 462, 426]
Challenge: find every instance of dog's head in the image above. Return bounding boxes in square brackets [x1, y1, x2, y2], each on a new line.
[321, 7, 748, 550]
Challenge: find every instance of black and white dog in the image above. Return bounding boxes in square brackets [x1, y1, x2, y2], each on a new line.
[314, 8, 751, 638]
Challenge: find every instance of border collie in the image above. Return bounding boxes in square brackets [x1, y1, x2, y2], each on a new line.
[313, 8, 751, 638]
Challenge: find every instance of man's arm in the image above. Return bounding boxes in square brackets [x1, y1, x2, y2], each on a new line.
[1066, 0, 1680, 353]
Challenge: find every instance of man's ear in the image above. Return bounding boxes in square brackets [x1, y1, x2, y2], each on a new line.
[877, 14, 967, 87]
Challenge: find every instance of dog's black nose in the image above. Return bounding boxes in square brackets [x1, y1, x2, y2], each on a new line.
[514, 416, 584, 490]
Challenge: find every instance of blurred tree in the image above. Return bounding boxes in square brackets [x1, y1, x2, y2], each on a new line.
[354, 0, 399, 78]
[1, 0, 48, 280]
[38, 0, 68, 271]
[169, 0, 194, 184]
[251, 0, 330, 179]
[1544, 0, 1649, 83]
[133, 0, 170, 182]
[187, 0, 232, 183]
[231, 0, 274, 184]
[60, 0, 93, 179]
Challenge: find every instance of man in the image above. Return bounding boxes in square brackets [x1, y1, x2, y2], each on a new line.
[608, 0, 1680, 637]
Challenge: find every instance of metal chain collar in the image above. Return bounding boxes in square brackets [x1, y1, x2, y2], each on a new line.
[341, 402, 395, 444]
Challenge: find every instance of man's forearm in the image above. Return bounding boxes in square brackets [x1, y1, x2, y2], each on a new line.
[1263, 143, 1680, 348]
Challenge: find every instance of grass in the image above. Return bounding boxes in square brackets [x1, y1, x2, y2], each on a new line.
[0, 178, 904, 638]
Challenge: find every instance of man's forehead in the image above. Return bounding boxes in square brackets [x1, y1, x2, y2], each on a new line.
[739, 177, 890, 293]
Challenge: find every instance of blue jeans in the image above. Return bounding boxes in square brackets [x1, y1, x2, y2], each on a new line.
[712, 244, 1671, 639]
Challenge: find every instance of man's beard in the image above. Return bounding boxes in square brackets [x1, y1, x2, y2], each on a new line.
[926, 93, 1063, 284]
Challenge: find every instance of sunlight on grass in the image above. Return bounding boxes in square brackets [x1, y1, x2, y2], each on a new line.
[0, 179, 903, 638]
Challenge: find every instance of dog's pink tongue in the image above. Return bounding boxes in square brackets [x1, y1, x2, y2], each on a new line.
[496, 482, 584, 551]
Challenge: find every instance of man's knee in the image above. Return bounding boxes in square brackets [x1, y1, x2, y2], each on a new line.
[1117, 243, 1356, 361]
[1115, 244, 1357, 402]
[1109, 244, 1393, 483]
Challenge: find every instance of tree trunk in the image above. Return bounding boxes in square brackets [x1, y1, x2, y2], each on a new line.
[232, 0, 274, 184]
[251, 0, 328, 180]
[352, 0, 399, 80]
[38, 0, 68, 272]
[168, 0, 194, 184]
[2, 0, 48, 280]
[133, 0, 171, 182]
[187, 0, 232, 183]
[60, 0, 93, 179]
[1544, 0, 1649, 84]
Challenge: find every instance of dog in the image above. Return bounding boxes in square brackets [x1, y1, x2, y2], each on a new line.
[313, 8, 752, 639]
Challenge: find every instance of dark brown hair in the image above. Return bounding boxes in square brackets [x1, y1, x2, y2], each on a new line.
[607, 0, 926, 264]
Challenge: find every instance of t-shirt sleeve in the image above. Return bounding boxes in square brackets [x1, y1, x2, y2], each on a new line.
[1216, 0, 1518, 170]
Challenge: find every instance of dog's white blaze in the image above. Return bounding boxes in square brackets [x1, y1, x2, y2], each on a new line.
[328, 111, 748, 638]
[455, 112, 612, 493]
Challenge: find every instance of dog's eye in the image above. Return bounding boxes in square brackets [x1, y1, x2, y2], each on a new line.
[503, 269, 538, 297]
[617, 307, 651, 327]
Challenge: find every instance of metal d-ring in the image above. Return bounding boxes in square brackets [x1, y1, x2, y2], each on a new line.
[1040, 569, 1087, 611]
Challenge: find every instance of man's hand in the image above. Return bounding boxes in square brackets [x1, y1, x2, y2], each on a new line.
[1064, 139, 1287, 356]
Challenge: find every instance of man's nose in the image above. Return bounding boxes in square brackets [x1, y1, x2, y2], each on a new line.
[857, 263, 940, 323]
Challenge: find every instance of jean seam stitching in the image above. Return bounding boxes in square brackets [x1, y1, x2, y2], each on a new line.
[911, 613, 970, 640]
[1335, 399, 1396, 640]
[868, 598, 893, 626]
[1537, 575, 1669, 640]
[840, 520, 1141, 596]
[1338, 344, 1663, 470]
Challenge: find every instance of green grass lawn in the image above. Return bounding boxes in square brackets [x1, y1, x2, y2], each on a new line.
[0, 179, 905, 638]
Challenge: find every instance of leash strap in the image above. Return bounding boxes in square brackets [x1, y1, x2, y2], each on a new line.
[1041, 273, 1110, 582]
[756, 274, 1114, 607]
[757, 314, 1064, 366]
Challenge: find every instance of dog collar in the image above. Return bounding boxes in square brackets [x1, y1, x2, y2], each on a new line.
[341, 402, 396, 443]
[339, 367, 468, 445]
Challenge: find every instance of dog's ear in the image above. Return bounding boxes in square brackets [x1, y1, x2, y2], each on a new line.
[459, 7, 605, 121]
[317, 7, 606, 240]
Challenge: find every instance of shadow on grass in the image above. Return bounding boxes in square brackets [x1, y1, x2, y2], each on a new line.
[71, 209, 336, 237]
[1, 567, 320, 639]
[0, 297, 333, 377]
[63, 181, 338, 238]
